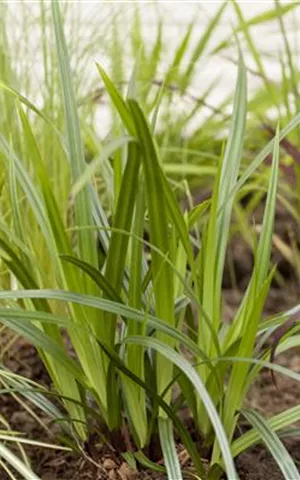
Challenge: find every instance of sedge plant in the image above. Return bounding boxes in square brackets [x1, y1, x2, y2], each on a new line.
[1, 1, 300, 479]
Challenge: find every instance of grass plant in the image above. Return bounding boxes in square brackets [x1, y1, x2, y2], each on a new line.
[0, 1, 300, 479]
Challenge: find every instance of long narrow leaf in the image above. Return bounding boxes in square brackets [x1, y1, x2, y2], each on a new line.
[0, 444, 40, 480]
[242, 409, 300, 480]
[158, 418, 182, 480]
[52, 0, 97, 269]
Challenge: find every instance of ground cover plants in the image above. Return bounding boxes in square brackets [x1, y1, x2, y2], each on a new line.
[1, 0, 300, 479]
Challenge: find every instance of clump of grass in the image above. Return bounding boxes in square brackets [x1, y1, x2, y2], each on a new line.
[1, 1, 300, 479]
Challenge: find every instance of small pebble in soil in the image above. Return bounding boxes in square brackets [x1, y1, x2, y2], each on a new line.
[103, 458, 117, 471]
[108, 470, 117, 480]
[118, 462, 135, 480]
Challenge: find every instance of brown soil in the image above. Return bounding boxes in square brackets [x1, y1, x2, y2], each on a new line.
[1, 316, 300, 480]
